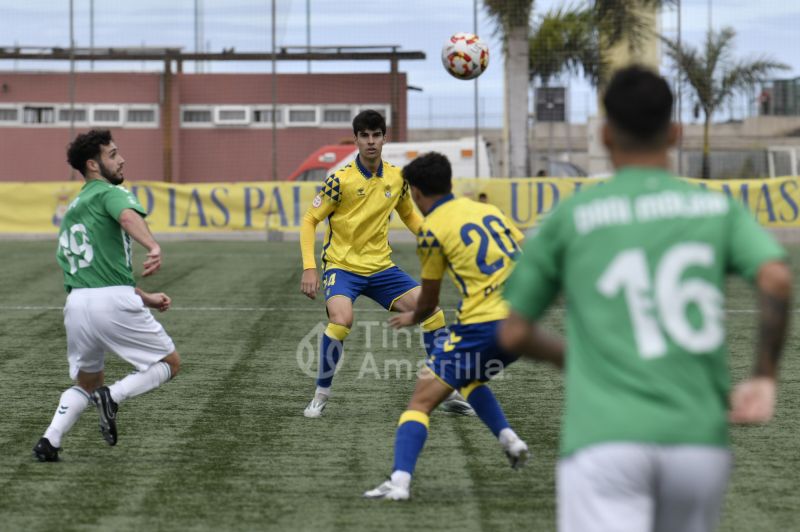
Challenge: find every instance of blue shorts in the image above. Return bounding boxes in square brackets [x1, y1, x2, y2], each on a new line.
[322, 266, 419, 310]
[426, 320, 518, 390]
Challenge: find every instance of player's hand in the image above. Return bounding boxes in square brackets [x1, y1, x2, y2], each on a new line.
[142, 245, 162, 277]
[301, 268, 320, 299]
[140, 291, 171, 312]
[729, 376, 777, 424]
[389, 311, 415, 329]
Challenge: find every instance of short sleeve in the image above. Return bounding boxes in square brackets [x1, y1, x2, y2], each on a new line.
[417, 226, 447, 280]
[104, 186, 146, 220]
[503, 206, 566, 320]
[726, 199, 787, 280]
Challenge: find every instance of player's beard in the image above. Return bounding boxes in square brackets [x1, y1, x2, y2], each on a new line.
[99, 160, 124, 185]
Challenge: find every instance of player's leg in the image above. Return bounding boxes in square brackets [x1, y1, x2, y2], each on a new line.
[34, 290, 104, 461]
[653, 446, 732, 532]
[34, 370, 100, 462]
[92, 286, 178, 445]
[363, 367, 453, 500]
[557, 443, 656, 532]
[459, 380, 528, 468]
[304, 273, 357, 417]
[369, 268, 473, 415]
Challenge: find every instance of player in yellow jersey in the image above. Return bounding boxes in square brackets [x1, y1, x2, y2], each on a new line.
[364, 152, 530, 500]
[299, 110, 472, 418]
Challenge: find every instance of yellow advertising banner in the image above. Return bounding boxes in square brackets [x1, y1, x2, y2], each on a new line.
[1, 176, 799, 234]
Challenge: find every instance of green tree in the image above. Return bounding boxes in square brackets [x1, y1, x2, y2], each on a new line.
[485, 0, 534, 177]
[529, 7, 602, 87]
[663, 27, 788, 179]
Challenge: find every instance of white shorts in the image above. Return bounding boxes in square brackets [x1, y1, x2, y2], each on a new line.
[558, 442, 732, 532]
[64, 286, 175, 380]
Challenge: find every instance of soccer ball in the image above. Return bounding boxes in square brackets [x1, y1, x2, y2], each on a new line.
[441, 32, 489, 80]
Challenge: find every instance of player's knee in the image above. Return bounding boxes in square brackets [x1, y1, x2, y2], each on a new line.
[163, 351, 181, 378]
[325, 322, 351, 341]
[328, 312, 353, 329]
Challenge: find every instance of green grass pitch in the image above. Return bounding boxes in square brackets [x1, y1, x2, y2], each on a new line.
[0, 240, 798, 531]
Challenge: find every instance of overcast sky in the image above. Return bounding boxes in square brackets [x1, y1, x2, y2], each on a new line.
[1, 0, 798, 127]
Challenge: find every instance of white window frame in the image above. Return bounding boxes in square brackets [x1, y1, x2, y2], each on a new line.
[251, 106, 284, 128]
[90, 105, 124, 126]
[180, 105, 215, 128]
[0, 105, 21, 125]
[56, 105, 90, 125]
[21, 104, 57, 126]
[125, 105, 159, 128]
[286, 105, 320, 127]
[214, 105, 250, 126]
[320, 105, 354, 127]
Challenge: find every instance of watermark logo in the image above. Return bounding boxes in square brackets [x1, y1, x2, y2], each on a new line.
[294, 320, 511, 383]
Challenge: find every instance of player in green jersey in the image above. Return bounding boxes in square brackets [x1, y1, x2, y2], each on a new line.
[33, 130, 181, 462]
[499, 67, 792, 532]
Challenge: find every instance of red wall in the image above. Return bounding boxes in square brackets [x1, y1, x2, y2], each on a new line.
[0, 71, 407, 182]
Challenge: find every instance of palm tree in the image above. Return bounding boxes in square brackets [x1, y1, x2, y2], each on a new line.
[529, 7, 602, 87]
[484, 0, 534, 178]
[663, 27, 788, 179]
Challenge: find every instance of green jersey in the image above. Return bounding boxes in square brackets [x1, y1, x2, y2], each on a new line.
[56, 179, 146, 291]
[505, 167, 786, 456]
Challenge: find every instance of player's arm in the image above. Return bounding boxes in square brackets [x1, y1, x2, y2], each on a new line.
[395, 181, 423, 234]
[119, 209, 161, 277]
[499, 312, 565, 369]
[300, 183, 337, 299]
[499, 208, 565, 366]
[729, 259, 792, 423]
[135, 287, 171, 312]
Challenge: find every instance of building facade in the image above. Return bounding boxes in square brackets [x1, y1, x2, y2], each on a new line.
[0, 71, 407, 182]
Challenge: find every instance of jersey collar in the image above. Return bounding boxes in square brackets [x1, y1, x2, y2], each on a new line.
[427, 193, 455, 214]
[356, 154, 384, 179]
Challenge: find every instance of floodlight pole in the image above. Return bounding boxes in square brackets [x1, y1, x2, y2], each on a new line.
[69, 0, 76, 179]
[90, 0, 94, 71]
[677, 0, 683, 175]
[271, 0, 278, 181]
[306, 0, 311, 74]
[473, 0, 479, 178]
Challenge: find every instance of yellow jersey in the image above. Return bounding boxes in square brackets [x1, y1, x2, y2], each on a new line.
[418, 195, 524, 324]
[306, 155, 420, 275]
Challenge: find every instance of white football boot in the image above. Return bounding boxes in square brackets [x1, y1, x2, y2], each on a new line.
[303, 392, 329, 418]
[439, 391, 476, 416]
[503, 436, 530, 470]
[363, 479, 410, 501]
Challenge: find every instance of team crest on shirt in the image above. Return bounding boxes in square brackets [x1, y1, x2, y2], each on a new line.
[384, 185, 392, 198]
[357, 187, 366, 197]
[312, 195, 322, 208]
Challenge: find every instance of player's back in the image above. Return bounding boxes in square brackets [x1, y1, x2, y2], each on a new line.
[527, 166, 786, 455]
[419, 196, 522, 324]
[57, 180, 140, 290]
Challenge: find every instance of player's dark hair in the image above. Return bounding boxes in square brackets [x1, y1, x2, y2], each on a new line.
[603, 65, 674, 150]
[352, 109, 386, 135]
[403, 152, 452, 196]
[67, 129, 113, 176]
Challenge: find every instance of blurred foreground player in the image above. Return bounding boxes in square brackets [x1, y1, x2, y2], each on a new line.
[500, 66, 792, 532]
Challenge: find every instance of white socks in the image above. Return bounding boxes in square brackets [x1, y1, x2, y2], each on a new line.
[43, 386, 91, 448]
[499, 427, 520, 448]
[109, 361, 171, 404]
[390, 470, 412, 489]
[314, 386, 331, 400]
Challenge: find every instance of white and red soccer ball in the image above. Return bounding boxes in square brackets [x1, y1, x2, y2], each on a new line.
[441, 32, 490, 80]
